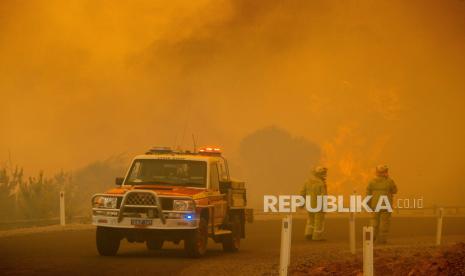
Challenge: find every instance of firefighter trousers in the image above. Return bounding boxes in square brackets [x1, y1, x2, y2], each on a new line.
[305, 212, 325, 240]
[370, 211, 391, 243]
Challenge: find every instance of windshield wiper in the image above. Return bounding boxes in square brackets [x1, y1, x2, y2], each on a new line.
[178, 182, 204, 187]
[128, 179, 204, 187]
[128, 180, 175, 185]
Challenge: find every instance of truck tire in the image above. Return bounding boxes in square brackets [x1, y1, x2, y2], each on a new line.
[96, 226, 120, 256]
[146, 239, 164, 250]
[222, 213, 241, 252]
[184, 217, 208, 257]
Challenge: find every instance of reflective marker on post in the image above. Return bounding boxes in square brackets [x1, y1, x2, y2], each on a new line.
[60, 191, 65, 226]
[279, 215, 292, 276]
[363, 226, 374, 276]
[436, 207, 444, 246]
[349, 212, 356, 254]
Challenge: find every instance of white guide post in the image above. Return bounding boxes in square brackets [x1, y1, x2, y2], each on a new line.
[363, 226, 374, 276]
[60, 191, 66, 226]
[279, 214, 292, 276]
[349, 211, 356, 254]
[349, 190, 357, 254]
[287, 214, 292, 264]
[436, 207, 444, 246]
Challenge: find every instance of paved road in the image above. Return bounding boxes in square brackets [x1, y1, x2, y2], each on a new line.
[1, 217, 464, 275]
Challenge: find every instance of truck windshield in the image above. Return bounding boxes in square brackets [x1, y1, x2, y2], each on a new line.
[125, 159, 207, 187]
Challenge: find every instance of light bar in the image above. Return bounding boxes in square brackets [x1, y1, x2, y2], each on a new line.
[198, 147, 222, 156]
[199, 147, 221, 153]
[146, 146, 173, 154]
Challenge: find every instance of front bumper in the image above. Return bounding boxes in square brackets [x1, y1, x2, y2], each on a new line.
[92, 190, 199, 230]
[92, 215, 199, 229]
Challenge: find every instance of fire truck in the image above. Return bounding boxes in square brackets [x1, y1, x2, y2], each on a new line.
[91, 147, 252, 257]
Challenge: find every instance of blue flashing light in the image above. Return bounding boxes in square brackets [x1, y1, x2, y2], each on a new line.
[184, 214, 194, 221]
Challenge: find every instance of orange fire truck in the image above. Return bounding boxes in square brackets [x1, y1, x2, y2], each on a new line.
[91, 147, 252, 257]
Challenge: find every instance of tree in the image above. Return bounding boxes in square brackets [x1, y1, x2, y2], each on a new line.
[238, 126, 321, 208]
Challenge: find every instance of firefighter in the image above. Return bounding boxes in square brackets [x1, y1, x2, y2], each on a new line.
[366, 165, 397, 244]
[301, 166, 328, 241]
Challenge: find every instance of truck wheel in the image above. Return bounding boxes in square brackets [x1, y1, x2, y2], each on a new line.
[96, 226, 120, 256]
[184, 217, 208, 257]
[222, 214, 241, 252]
[146, 239, 164, 250]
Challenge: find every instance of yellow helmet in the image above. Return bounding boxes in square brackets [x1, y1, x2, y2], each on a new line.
[313, 166, 328, 177]
[376, 165, 388, 175]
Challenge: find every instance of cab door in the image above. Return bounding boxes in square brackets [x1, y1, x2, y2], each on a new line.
[209, 162, 227, 225]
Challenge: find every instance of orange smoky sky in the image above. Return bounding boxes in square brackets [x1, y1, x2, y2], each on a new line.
[1, 0, 464, 206]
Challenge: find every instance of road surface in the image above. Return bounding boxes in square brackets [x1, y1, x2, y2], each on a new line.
[1, 217, 465, 275]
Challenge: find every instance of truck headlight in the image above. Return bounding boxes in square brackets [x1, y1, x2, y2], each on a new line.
[93, 196, 118, 209]
[173, 200, 194, 211]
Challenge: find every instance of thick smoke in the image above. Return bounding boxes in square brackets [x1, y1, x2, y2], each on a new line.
[1, 0, 465, 206]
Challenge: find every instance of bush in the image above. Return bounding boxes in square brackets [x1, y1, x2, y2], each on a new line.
[0, 155, 127, 222]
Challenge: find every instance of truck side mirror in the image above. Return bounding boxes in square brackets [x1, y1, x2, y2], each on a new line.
[219, 181, 231, 194]
[115, 177, 124, 185]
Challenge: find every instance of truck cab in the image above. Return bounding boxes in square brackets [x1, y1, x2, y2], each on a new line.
[92, 146, 251, 257]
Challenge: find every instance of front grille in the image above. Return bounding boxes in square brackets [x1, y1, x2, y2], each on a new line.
[122, 207, 159, 218]
[125, 192, 157, 205]
[160, 197, 173, 210]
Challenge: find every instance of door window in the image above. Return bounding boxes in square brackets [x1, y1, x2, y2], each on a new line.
[210, 163, 220, 190]
[217, 159, 228, 181]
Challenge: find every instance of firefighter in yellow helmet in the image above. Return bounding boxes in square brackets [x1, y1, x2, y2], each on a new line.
[366, 165, 397, 244]
[301, 166, 328, 241]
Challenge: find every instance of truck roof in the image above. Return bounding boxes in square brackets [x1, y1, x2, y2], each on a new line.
[133, 154, 221, 163]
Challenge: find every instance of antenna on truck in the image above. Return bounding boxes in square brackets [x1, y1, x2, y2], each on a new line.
[192, 134, 197, 153]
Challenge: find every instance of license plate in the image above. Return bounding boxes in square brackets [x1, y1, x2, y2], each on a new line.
[131, 219, 153, 226]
